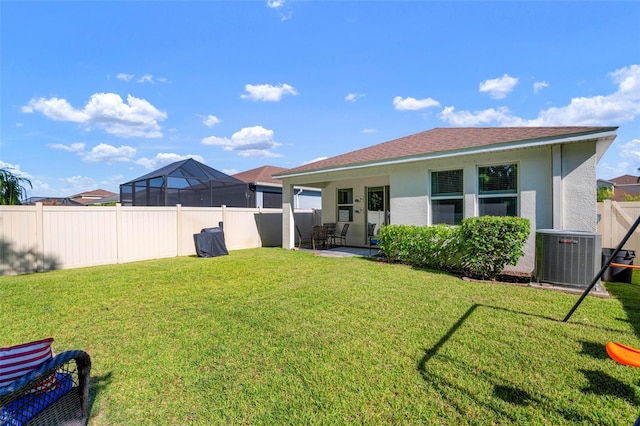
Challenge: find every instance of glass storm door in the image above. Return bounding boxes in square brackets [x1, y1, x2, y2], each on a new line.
[366, 186, 389, 242]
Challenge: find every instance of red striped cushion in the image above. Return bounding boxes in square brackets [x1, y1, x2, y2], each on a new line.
[0, 338, 54, 388]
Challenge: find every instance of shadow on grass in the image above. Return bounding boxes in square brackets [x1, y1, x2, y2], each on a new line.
[493, 384, 537, 406]
[87, 371, 113, 421]
[605, 274, 640, 339]
[417, 304, 561, 368]
[417, 303, 635, 423]
[0, 238, 60, 276]
[580, 340, 610, 360]
[580, 369, 640, 404]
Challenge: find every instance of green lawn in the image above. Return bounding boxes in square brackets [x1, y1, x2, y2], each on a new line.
[2, 248, 640, 425]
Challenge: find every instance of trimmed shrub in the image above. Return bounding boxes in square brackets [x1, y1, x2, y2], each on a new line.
[378, 224, 460, 270]
[378, 216, 530, 280]
[459, 216, 530, 280]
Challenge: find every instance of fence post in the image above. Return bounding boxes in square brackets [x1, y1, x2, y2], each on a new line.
[603, 199, 612, 248]
[116, 203, 123, 264]
[176, 204, 182, 256]
[35, 203, 44, 272]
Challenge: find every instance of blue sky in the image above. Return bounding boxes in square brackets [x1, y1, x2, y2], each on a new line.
[1, 1, 639, 198]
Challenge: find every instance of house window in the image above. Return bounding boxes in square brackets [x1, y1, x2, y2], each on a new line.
[478, 164, 518, 216]
[431, 170, 464, 225]
[337, 188, 353, 222]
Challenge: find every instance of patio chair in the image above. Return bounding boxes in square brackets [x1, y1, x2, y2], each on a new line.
[295, 224, 312, 248]
[312, 225, 328, 250]
[368, 222, 379, 255]
[333, 223, 350, 246]
[0, 339, 91, 426]
[323, 223, 337, 246]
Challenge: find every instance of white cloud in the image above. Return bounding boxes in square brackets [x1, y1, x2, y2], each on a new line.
[267, 0, 284, 8]
[266, 0, 292, 20]
[48, 142, 86, 152]
[361, 128, 377, 134]
[203, 115, 221, 127]
[238, 150, 283, 158]
[0, 161, 32, 179]
[439, 64, 640, 126]
[620, 138, 640, 162]
[345, 93, 364, 102]
[241, 83, 297, 102]
[23, 93, 167, 138]
[393, 96, 440, 111]
[64, 176, 97, 192]
[116, 73, 167, 84]
[302, 156, 328, 165]
[136, 153, 205, 170]
[22, 97, 89, 122]
[439, 106, 526, 126]
[533, 81, 549, 94]
[82, 143, 137, 164]
[222, 168, 239, 175]
[138, 74, 155, 84]
[117, 73, 134, 82]
[479, 74, 519, 99]
[202, 125, 282, 158]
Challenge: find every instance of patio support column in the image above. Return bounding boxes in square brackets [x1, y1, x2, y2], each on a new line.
[282, 180, 295, 250]
[552, 145, 563, 229]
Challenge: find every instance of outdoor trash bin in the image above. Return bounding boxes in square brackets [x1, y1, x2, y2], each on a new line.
[194, 227, 228, 258]
[602, 248, 636, 283]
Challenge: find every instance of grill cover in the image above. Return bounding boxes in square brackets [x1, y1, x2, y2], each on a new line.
[194, 227, 228, 258]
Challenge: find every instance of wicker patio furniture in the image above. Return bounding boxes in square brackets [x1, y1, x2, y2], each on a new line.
[0, 348, 91, 426]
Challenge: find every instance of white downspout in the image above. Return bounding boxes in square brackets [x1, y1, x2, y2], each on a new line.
[295, 188, 303, 209]
[552, 145, 563, 229]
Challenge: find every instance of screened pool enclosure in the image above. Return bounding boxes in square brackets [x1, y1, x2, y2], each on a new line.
[120, 159, 253, 207]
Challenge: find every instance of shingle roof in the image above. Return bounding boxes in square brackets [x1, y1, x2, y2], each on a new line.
[232, 165, 288, 185]
[276, 126, 617, 177]
[610, 175, 639, 185]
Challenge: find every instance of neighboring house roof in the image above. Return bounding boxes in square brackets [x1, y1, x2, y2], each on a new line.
[610, 174, 640, 185]
[24, 197, 84, 206]
[69, 189, 117, 205]
[232, 165, 288, 185]
[87, 193, 121, 205]
[275, 126, 618, 178]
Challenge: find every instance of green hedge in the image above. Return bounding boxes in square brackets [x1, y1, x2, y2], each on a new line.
[378, 216, 530, 280]
[378, 224, 460, 270]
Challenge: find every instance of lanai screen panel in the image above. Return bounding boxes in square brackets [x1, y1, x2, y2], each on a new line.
[120, 159, 251, 207]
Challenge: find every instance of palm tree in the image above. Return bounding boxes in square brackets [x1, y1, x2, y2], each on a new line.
[0, 167, 32, 205]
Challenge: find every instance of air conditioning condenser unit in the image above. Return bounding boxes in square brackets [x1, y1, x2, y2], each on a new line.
[535, 229, 602, 289]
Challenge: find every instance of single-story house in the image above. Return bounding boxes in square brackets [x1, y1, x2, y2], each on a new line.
[23, 197, 84, 206]
[232, 165, 321, 209]
[601, 174, 640, 201]
[274, 126, 618, 274]
[69, 189, 118, 205]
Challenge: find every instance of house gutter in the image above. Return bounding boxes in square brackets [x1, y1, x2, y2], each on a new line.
[275, 130, 618, 179]
[255, 181, 319, 192]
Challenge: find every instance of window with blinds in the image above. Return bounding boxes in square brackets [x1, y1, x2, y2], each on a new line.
[478, 164, 518, 216]
[431, 170, 463, 225]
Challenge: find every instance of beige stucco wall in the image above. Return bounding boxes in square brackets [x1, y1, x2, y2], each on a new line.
[322, 175, 391, 246]
[561, 141, 598, 231]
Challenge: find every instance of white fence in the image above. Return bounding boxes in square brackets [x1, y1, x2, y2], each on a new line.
[0, 204, 320, 276]
[597, 200, 640, 252]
